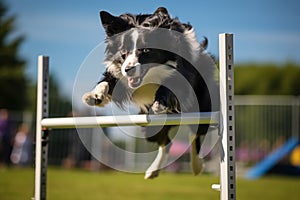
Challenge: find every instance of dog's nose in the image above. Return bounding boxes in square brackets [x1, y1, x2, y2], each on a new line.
[125, 66, 136, 76]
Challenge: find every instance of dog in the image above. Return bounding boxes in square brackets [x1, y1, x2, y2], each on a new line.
[82, 7, 219, 179]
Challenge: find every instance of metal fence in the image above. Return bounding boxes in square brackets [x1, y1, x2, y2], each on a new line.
[235, 95, 299, 164]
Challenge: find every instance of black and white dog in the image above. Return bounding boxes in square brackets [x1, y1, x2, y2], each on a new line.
[82, 7, 218, 179]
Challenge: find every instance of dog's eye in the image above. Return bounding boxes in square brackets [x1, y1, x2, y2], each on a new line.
[142, 48, 151, 53]
[142, 22, 151, 27]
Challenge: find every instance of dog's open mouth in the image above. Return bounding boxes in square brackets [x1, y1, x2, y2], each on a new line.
[128, 76, 142, 88]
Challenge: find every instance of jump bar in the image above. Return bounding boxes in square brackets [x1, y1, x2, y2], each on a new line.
[41, 112, 219, 129]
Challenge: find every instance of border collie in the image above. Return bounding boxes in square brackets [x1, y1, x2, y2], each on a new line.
[82, 7, 218, 179]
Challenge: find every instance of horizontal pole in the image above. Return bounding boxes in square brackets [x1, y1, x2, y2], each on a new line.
[41, 112, 219, 129]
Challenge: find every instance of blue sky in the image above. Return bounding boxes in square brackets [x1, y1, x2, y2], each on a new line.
[6, 0, 300, 108]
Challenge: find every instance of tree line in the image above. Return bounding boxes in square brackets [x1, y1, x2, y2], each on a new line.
[0, 0, 71, 116]
[235, 62, 300, 95]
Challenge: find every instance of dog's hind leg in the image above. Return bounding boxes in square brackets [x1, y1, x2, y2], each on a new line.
[190, 134, 203, 175]
[144, 125, 172, 179]
[144, 144, 170, 179]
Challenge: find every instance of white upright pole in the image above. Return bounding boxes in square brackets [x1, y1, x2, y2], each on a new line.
[34, 56, 49, 200]
[219, 33, 236, 200]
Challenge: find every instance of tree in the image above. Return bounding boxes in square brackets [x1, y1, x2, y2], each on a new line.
[48, 75, 73, 117]
[26, 74, 73, 117]
[0, 0, 27, 110]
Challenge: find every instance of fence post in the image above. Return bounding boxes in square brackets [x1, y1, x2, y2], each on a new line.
[34, 56, 49, 200]
[292, 96, 300, 140]
[219, 33, 236, 200]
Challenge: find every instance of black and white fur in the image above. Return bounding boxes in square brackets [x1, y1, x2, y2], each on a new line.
[82, 7, 218, 179]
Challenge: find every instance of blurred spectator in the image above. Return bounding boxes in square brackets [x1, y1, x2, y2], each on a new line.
[236, 141, 251, 163]
[10, 124, 32, 166]
[0, 109, 12, 166]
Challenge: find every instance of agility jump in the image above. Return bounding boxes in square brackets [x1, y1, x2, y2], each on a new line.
[33, 33, 235, 200]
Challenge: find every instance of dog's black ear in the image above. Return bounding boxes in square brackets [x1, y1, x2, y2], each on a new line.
[100, 11, 129, 37]
[154, 7, 168, 15]
[154, 7, 170, 18]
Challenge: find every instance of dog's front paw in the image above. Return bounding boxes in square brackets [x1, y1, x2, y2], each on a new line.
[151, 101, 167, 114]
[151, 99, 180, 114]
[82, 92, 107, 106]
[82, 82, 110, 107]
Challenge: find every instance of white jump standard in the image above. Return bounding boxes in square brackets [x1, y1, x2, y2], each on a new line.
[33, 33, 235, 200]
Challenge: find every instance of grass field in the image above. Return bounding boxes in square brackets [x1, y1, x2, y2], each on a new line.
[0, 167, 299, 200]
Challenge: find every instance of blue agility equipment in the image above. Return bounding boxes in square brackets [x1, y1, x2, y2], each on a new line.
[246, 138, 299, 179]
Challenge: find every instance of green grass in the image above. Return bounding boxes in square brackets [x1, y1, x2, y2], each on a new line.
[0, 167, 299, 200]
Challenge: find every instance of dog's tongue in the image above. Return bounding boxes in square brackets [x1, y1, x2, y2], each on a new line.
[128, 77, 140, 85]
[128, 77, 142, 88]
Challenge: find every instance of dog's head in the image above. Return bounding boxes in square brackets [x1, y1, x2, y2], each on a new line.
[100, 7, 206, 89]
[100, 7, 181, 37]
